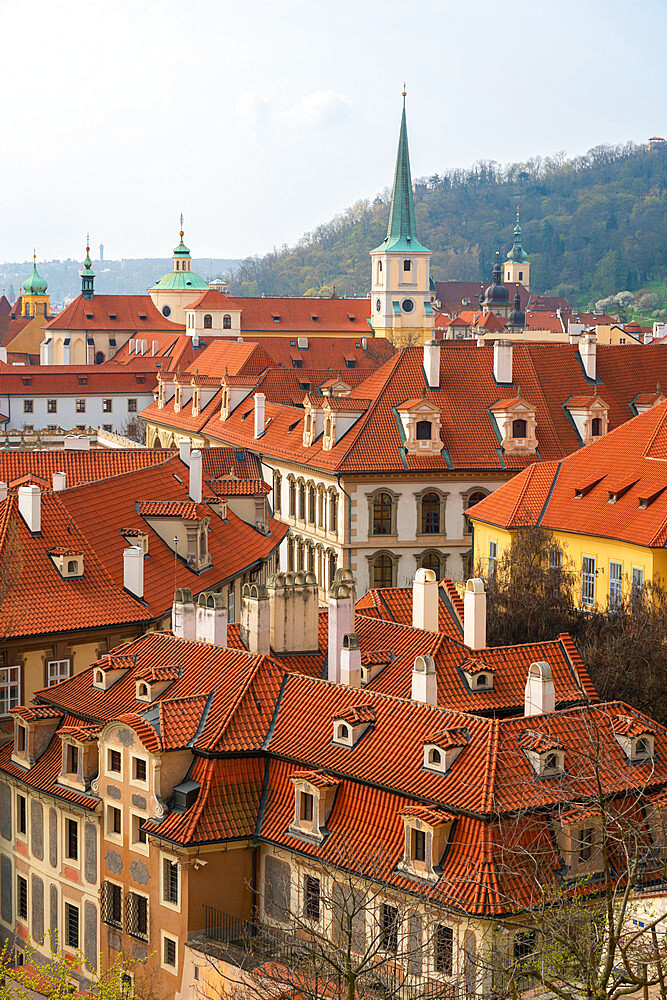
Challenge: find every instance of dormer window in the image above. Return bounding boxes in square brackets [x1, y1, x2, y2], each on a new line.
[398, 806, 453, 881]
[332, 705, 375, 747]
[461, 658, 494, 691]
[565, 395, 609, 444]
[94, 669, 104, 689]
[518, 730, 565, 776]
[289, 771, 339, 842]
[613, 715, 655, 761]
[300, 792, 314, 822]
[423, 729, 468, 774]
[512, 418, 527, 438]
[336, 723, 349, 742]
[490, 397, 538, 454]
[397, 399, 443, 455]
[16, 724, 26, 754]
[416, 420, 432, 440]
[136, 681, 150, 701]
[49, 551, 84, 578]
[426, 747, 441, 767]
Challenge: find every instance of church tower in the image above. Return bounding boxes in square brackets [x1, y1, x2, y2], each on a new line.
[370, 94, 434, 346]
[503, 208, 531, 289]
[81, 237, 95, 300]
[22, 254, 49, 318]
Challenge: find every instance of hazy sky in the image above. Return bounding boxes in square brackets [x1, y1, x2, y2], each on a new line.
[0, 0, 663, 263]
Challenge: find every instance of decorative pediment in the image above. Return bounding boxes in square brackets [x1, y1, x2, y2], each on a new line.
[396, 398, 443, 455]
[565, 394, 609, 444]
[490, 396, 537, 454]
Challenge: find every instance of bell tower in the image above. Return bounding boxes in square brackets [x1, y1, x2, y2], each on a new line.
[22, 253, 49, 318]
[503, 208, 531, 290]
[370, 92, 434, 346]
[81, 237, 95, 300]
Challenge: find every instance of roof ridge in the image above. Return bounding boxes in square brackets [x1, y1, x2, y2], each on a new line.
[482, 718, 500, 813]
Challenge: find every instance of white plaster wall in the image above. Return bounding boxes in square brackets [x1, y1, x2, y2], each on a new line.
[5, 393, 154, 434]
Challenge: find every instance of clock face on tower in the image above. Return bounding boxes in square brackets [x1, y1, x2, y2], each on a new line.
[402, 298, 414, 314]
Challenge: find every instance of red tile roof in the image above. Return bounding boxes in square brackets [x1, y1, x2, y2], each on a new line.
[45, 294, 184, 333]
[207, 478, 271, 496]
[355, 582, 464, 641]
[467, 399, 667, 547]
[137, 499, 210, 520]
[0, 449, 171, 491]
[185, 294, 372, 334]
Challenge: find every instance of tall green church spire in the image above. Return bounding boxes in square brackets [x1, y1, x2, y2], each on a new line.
[506, 206, 528, 263]
[373, 92, 430, 254]
[81, 235, 95, 300]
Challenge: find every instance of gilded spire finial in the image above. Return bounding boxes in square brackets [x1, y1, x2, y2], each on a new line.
[33, 249, 36, 264]
[516, 205, 520, 223]
[180, 212, 184, 239]
[86, 232, 90, 254]
[402, 82, 406, 98]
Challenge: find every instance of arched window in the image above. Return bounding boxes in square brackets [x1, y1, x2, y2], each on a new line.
[545, 752, 557, 770]
[421, 492, 440, 533]
[307, 544, 315, 573]
[138, 683, 148, 697]
[512, 418, 527, 438]
[428, 747, 441, 766]
[289, 478, 296, 517]
[403, 259, 412, 272]
[305, 413, 312, 435]
[296, 540, 304, 571]
[325, 417, 332, 439]
[95, 670, 104, 686]
[373, 553, 394, 588]
[95, 351, 105, 365]
[465, 490, 488, 534]
[273, 471, 281, 513]
[372, 493, 393, 535]
[67, 560, 77, 574]
[176, 261, 180, 271]
[298, 481, 305, 520]
[416, 420, 432, 440]
[635, 738, 650, 758]
[223, 314, 232, 329]
[203, 314, 213, 329]
[421, 551, 441, 575]
[591, 417, 602, 436]
[337, 724, 349, 741]
[317, 487, 325, 527]
[476, 675, 487, 687]
[288, 537, 295, 571]
[328, 550, 337, 587]
[308, 485, 316, 524]
[329, 491, 338, 533]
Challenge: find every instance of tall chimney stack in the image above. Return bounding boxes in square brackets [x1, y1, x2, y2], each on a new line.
[411, 654, 437, 706]
[327, 569, 355, 683]
[463, 578, 486, 650]
[240, 584, 270, 655]
[254, 393, 266, 439]
[412, 568, 439, 633]
[196, 591, 228, 646]
[189, 449, 202, 503]
[493, 340, 513, 384]
[578, 332, 597, 381]
[179, 439, 191, 465]
[123, 546, 144, 599]
[423, 340, 440, 390]
[18, 484, 41, 534]
[172, 588, 196, 640]
[525, 661, 555, 717]
[340, 633, 362, 688]
[52, 471, 67, 492]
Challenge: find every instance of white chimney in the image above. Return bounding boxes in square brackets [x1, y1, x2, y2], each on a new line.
[129, 338, 136, 354]
[172, 588, 196, 640]
[423, 340, 440, 390]
[524, 661, 555, 717]
[579, 332, 597, 381]
[18, 484, 41, 533]
[412, 568, 439, 633]
[123, 546, 144, 599]
[0, 483, 7, 502]
[463, 578, 486, 650]
[64, 436, 90, 451]
[152, 339, 159, 356]
[340, 633, 361, 688]
[52, 471, 67, 492]
[189, 449, 202, 503]
[179, 438, 191, 465]
[196, 591, 228, 646]
[327, 570, 355, 683]
[493, 340, 513, 384]
[411, 654, 437, 706]
[240, 583, 270, 655]
[254, 392, 266, 439]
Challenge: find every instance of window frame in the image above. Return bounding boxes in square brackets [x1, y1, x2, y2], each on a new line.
[126, 889, 149, 942]
[434, 923, 454, 975]
[131, 812, 149, 855]
[65, 816, 79, 861]
[380, 902, 399, 954]
[0, 666, 21, 717]
[131, 755, 148, 786]
[161, 853, 180, 911]
[609, 561, 623, 609]
[75, 398, 86, 413]
[16, 873, 28, 921]
[581, 556, 596, 607]
[64, 900, 80, 951]
[107, 747, 122, 777]
[303, 873, 321, 922]
[161, 931, 178, 974]
[47, 399, 57, 414]
[16, 792, 27, 838]
[47, 659, 71, 687]
[105, 803, 123, 841]
[101, 879, 123, 929]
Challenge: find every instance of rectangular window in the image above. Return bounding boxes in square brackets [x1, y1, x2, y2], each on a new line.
[126, 892, 148, 941]
[102, 880, 122, 928]
[162, 858, 178, 905]
[132, 757, 147, 782]
[579, 827, 594, 862]
[164, 936, 177, 967]
[582, 556, 596, 607]
[17, 795, 26, 836]
[0, 666, 21, 715]
[17, 875, 27, 920]
[65, 902, 79, 949]
[632, 567, 644, 600]
[66, 818, 78, 860]
[548, 548, 561, 570]
[108, 749, 121, 773]
[435, 924, 454, 974]
[609, 561, 623, 609]
[380, 903, 398, 953]
[304, 875, 320, 921]
[107, 805, 121, 837]
[102, 399, 112, 413]
[411, 828, 426, 863]
[488, 540, 497, 575]
[75, 399, 86, 413]
[16, 725, 25, 753]
[47, 399, 57, 413]
[23, 400, 33, 414]
[131, 814, 147, 847]
[300, 792, 314, 823]
[47, 659, 70, 686]
[128, 398, 137, 412]
[66, 744, 79, 774]
[103, 424, 112, 432]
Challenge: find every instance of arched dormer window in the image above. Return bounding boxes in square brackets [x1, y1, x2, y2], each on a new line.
[545, 752, 558, 770]
[203, 314, 213, 330]
[512, 418, 527, 438]
[635, 737, 651, 758]
[67, 560, 77, 574]
[337, 723, 349, 741]
[137, 682, 148, 699]
[428, 747, 441, 766]
[476, 674, 487, 688]
[95, 670, 104, 687]
[591, 417, 602, 437]
[223, 314, 232, 330]
[416, 420, 432, 440]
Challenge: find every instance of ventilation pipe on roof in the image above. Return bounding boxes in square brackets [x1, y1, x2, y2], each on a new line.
[124, 545, 144, 599]
[240, 583, 270, 655]
[172, 588, 196, 640]
[254, 392, 266, 439]
[579, 332, 597, 381]
[493, 340, 513, 384]
[327, 569, 355, 683]
[463, 578, 486, 650]
[412, 568, 439, 633]
[152, 340, 159, 356]
[179, 438, 191, 466]
[340, 633, 362, 688]
[525, 661, 555, 717]
[423, 340, 440, 390]
[52, 471, 66, 492]
[411, 654, 437, 706]
[189, 449, 202, 503]
[18, 484, 41, 534]
[0, 483, 7, 502]
[196, 591, 228, 646]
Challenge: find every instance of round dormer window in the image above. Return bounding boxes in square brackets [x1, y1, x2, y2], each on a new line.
[376, 299, 381, 312]
[402, 298, 414, 314]
[336, 723, 349, 741]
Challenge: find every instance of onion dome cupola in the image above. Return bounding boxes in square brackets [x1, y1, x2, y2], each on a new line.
[153, 214, 209, 292]
[81, 236, 95, 300]
[23, 254, 48, 296]
[503, 207, 531, 290]
[507, 207, 529, 263]
[482, 251, 511, 318]
[508, 290, 526, 330]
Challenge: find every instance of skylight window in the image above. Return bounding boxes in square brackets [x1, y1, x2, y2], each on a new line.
[288, 421, 299, 432]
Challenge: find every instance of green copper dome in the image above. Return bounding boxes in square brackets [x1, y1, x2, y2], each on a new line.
[153, 271, 209, 291]
[23, 257, 48, 296]
[173, 235, 191, 257]
[506, 210, 529, 263]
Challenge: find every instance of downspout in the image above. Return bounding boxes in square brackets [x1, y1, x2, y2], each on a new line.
[336, 473, 353, 570]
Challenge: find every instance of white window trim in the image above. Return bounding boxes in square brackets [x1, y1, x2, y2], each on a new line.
[47, 659, 71, 687]
[130, 812, 150, 856]
[0, 666, 21, 717]
[16, 791, 27, 841]
[16, 871, 28, 923]
[105, 803, 123, 843]
[63, 813, 80, 866]
[105, 746, 124, 780]
[63, 897, 81, 952]
[130, 754, 149, 789]
[160, 851, 181, 913]
[160, 930, 179, 974]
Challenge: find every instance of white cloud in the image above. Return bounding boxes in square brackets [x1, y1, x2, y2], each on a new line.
[282, 90, 353, 129]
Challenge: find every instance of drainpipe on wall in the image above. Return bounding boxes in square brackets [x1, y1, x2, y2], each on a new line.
[336, 472, 353, 570]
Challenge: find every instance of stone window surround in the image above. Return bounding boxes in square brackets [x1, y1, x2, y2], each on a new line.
[559, 819, 603, 877]
[415, 488, 448, 537]
[366, 549, 400, 589]
[105, 802, 123, 844]
[160, 850, 181, 913]
[130, 811, 150, 857]
[105, 745, 124, 781]
[102, 876, 124, 928]
[161, 929, 179, 975]
[284, 477, 339, 541]
[461, 486, 491, 535]
[414, 549, 448, 578]
[366, 487, 401, 539]
[127, 887, 150, 943]
[16, 789, 27, 840]
[63, 811, 80, 866]
[130, 753, 149, 789]
[62, 895, 81, 953]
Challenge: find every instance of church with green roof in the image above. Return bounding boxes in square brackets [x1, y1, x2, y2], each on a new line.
[148, 217, 210, 323]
